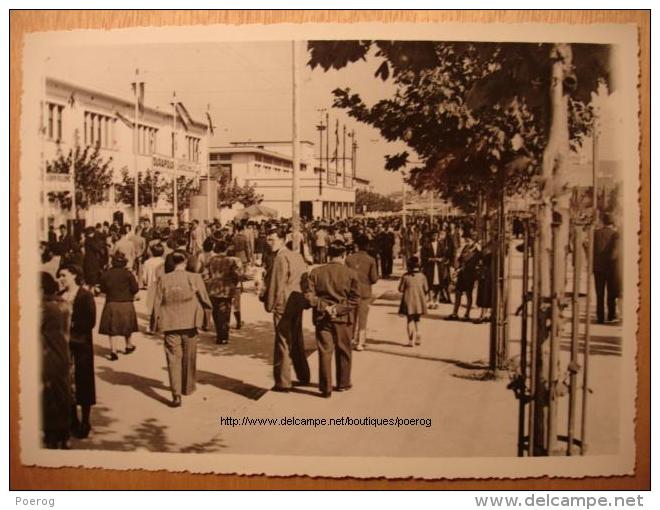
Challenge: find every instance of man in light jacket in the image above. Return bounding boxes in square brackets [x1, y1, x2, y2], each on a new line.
[153, 250, 211, 407]
[263, 227, 310, 392]
[345, 234, 379, 351]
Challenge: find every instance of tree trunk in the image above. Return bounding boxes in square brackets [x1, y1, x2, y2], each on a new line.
[533, 43, 573, 455]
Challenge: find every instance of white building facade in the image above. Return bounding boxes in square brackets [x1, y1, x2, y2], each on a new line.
[209, 140, 364, 220]
[42, 77, 209, 233]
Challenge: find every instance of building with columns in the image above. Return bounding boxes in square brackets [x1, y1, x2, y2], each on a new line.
[209, 140, 365, 220]
[41, 76, 209, 232]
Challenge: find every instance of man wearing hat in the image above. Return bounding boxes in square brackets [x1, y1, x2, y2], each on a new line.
[447, 232, 481, 320]
[345, 234, 379, 351]
[593, 212, 620, 323]
[421, 228, 452, 309]
[377, 225, 396, 278]
[304, 240, 359, 397]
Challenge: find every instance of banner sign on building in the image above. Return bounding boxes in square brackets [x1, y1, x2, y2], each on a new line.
[150, 155, 199, 176]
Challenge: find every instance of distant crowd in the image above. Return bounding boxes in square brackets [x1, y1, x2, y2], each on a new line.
[39, 211, 619, 449]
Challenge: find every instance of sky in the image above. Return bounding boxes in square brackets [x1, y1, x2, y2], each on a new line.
[41, 40, 411, 193]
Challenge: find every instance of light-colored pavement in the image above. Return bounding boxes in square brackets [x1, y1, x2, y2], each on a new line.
[70, 254, 623, 457]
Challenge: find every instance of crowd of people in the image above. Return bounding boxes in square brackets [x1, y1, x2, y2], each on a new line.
[39, 210, 620, 448]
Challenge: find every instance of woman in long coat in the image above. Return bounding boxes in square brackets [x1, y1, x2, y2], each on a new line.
[57, 264, 97, 438]
[41, 272, 72, 449]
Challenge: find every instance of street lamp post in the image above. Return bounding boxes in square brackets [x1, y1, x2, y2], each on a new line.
[291, 40, 301, 251]
[316, 117, 326, 198]
[132, 69, 144, 228]
[401, 170, 406, 229]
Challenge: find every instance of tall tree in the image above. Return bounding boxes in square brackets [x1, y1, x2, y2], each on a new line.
[309, 40, 611, 455]
[115, 168, 169, 208]
[46, 140, 114, 218]
[163, 175, 200, 210]
[308, 41, 603, 209]
[217, 180, 263, 209]
[355, 188, 401, 213]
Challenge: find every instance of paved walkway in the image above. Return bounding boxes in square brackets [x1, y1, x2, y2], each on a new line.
[70, 255, 623, 457]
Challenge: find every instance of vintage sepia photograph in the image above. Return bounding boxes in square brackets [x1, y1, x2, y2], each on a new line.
[16, 20, 641, 480]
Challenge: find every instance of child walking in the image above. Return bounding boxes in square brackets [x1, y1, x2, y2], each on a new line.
[398, 256, 429, 347]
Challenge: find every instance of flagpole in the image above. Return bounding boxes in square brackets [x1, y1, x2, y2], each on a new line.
[71, 129, 76, 220]
[172, 91, 178, 228]
[133, 68, 140, 228]
[352, 129, 357, 178]
[342, 124, 347, 191]
[335, 119, 339, 187]
[325, 112, 329, 187]
[41, 71, 47, 240]
[206, 103, 212, 222]
[291, 40, 301, 251]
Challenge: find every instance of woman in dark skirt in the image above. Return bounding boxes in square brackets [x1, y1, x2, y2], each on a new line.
[57, 264, 97, 438]
[99, 252, 139, 360]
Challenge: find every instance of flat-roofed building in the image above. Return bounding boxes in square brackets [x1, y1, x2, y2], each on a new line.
[209, 140, 366, 220]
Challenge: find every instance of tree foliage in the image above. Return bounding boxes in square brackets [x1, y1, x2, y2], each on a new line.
[217, 180, 263, 208]
[47, 191, 72, 211]
[46, 141, 114, 216]
[308, 41, 610, 208]
[163, 175, 199, 210]
[115, 168, 170, 208]
[355, 188, 401, 213]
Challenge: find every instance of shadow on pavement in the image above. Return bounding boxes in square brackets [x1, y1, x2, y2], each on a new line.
[196, 369, 269, 400]
[376, 290, 402, 301]
[179, 434, 226, 453]
[194, 320, 317, 362]
[367, 338, 409, 348]
[365, 344, 489, 370]
[96, 366, 172, 407]
[289, 384, 323, 398]
[93, 343, 113, 359]
[370, 301, 399, 308]
[71, 405, 227, 453]
[71, 402, 174, 451]
[195, 320, 275, 361]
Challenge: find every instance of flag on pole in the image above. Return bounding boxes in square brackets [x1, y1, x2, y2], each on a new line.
[331, 119, 339, 162]
[131, 82, 145, 113]
[205, 111, 214, 136]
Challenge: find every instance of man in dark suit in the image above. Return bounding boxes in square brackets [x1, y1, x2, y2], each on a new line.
[56, 224, 72, 258]
[377, 226, 396, 278]
[421, 229, 452, 308]
[345, 234, 379, 351]
[263, 227, 310, 391]
[304, 240, 359, 398]
[593, 213, 620, 323]
[47, 225, 58, 254]
[164, 236, 196, 273]
[448, 233, 481, 320]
